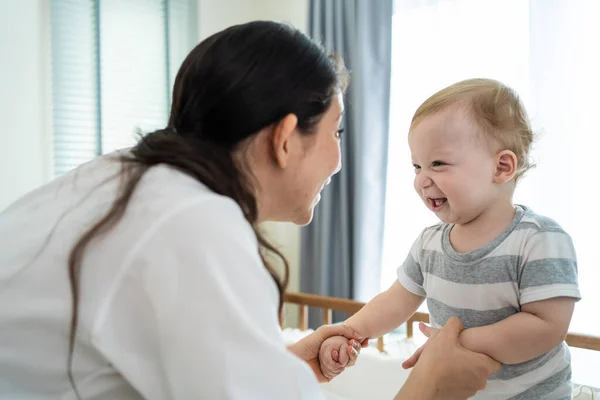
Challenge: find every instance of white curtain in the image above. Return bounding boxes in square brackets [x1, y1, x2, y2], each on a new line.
[382, 0, 600, 384]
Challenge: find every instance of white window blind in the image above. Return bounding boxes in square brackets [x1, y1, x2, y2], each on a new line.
[50, 0, 197, 177]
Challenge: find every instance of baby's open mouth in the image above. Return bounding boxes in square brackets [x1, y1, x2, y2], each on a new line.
[427, 197, 447, 209]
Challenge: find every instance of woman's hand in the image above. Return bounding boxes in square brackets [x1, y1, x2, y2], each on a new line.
[401, 321, 440, 369]
[287, 324, 367, 382]
[395, 317, 501, 400]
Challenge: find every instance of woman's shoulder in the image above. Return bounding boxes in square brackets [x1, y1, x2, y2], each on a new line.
[128, 163, 248, 226]
[129, 163, 257, 252]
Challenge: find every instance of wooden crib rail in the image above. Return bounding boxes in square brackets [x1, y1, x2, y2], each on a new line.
[283, 292, 600, 352]
[283, 292, 429, 352]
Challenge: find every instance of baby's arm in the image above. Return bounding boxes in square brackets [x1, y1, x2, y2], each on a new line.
[460, 230, 579, 365]
[318, 281, 423, 379]
[342, 230, 428, 340]
[320, 230, 426, 377]
[344, 280, 424, 340]
[459, 297, 575, 365]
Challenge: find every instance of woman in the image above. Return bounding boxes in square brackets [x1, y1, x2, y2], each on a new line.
[0, 21, 499, 399]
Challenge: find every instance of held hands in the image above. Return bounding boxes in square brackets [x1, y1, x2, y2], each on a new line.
[288, 324, 367, 383]
[318, 335, 363, 381]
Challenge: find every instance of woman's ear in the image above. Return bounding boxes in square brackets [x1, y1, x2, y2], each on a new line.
[271, 113, 298, 168]
[494, 150, 518, 184]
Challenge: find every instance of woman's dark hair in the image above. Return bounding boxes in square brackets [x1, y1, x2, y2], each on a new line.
[66, 20, 348, 396]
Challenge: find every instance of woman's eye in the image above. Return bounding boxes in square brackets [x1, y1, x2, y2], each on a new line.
[335, 128, 345, 138]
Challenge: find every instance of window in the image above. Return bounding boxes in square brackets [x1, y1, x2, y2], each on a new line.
[382, 0, 600, 385]
[50, 0, 197, 176]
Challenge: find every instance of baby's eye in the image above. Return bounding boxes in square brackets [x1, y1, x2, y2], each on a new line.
[432, 161, 445, 167]
[413, 164, 421, 172]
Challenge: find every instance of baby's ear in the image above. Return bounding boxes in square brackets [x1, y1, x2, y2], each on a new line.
[494, 150, 517, 184]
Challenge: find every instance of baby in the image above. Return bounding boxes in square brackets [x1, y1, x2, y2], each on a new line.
[319, 79, 580, 399]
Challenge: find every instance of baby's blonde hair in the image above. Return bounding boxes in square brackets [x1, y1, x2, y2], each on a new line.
[410, 78, 535, 181]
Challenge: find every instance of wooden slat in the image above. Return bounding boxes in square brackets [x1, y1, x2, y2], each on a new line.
[298, 305, 308, 331]
[322, 308, 332, 325]
[377, 336, 385, 352]
[407, 312, 430, 339]
[566, 333, 600, 351]
[410, 312, 430, 324]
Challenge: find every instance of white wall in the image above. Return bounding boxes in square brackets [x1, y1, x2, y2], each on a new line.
[0, 0, 51, 210]
[197, 0, 308, 40]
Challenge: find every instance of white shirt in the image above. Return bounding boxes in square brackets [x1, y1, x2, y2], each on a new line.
[0, 152, 323, 399]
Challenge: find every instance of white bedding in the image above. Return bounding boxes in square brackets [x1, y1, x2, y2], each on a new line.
[281, 328, 600, 400]
[282, 328, 416, 400]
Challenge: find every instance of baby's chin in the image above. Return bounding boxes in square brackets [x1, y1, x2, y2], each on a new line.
[430, 208, 459, 225]
[435, 215, 453, 224]
[438, 212, 479, 227]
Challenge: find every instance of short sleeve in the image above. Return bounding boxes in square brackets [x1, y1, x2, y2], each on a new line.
[519, 230, 581, 305]
[92, 196, 324, 400]
[397, 231, 427, 297]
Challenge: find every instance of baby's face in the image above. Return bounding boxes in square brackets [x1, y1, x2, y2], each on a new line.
[408, 106, 499, 225]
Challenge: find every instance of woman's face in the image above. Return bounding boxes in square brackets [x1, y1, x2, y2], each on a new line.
[277, 94, 344, 226]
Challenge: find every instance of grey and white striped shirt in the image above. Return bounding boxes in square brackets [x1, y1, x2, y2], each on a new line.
[397, 205, 581, 400]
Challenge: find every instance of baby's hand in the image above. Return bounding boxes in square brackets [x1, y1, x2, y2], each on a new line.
[318, 335, 361, 381]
